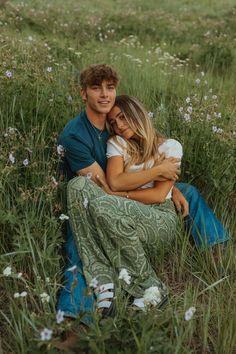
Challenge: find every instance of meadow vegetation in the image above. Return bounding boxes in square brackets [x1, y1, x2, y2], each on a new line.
[0, 0, 236, 352]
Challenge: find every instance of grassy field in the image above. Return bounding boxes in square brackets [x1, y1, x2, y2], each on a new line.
[0, 0, 236, 353]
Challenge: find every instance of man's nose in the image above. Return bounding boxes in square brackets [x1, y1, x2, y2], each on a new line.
[100, 87, 108, 97]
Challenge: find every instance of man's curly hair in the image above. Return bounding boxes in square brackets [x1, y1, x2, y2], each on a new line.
[80, 64, 119, 89]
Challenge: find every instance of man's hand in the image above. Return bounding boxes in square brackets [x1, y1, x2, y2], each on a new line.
[96, 175, 114, 195]
[154, 157, 181, 181]
[172, 186, 189, 217]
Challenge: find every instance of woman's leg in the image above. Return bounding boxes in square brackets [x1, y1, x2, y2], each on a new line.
[89, 197, 177, 298]
[175, 183, 231, 249]
[68, 176, 176, 299]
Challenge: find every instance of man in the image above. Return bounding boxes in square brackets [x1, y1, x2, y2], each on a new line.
[57, 64, 230, 321]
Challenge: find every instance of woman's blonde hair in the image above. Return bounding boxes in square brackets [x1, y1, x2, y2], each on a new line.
[109, 95, 164, 168]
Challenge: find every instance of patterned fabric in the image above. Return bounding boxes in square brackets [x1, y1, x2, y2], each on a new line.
[67, 176, 177, 299]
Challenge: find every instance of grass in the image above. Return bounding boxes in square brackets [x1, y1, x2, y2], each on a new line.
[0, 0, 236, 352]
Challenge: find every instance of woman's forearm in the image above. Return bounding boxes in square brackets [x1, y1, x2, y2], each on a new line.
[106, 158, 180, 192]
[107, 165, 165, 192]
[127, 181, 174, 204]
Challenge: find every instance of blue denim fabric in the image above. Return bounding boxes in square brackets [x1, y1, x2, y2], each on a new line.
[57, 183, 230, 317]
[175, 182, 230, 249]
[57, 224, 95, 323]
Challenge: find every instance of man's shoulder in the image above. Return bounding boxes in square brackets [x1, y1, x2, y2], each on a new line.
[62, 112, 84, 134]
[59, 111, 89, 142]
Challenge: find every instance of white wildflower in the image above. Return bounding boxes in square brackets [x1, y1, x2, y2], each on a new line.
[143, 286, 162, 306]
[40, 328, 53, 341]
[204, 80, 208, 85]
[184, 306, 196, 321]
[28, 36, 33, 41]
[57, 144, 64, 155]
[5, 70, 12, 78]
[46, 66, 52, 73]
[9, 153, 15, 164]
[14, 292, 20, 298]
[206, 114, 211, 121]
[20, 291, 27, 297]
[186, 97, 191, 103]
[67, 95, 73, 102]
[183, 113, 191, 122]
[201, 71, 205, 77]
[204, 96, 208, 100]
[23, 159, 29, 166]
[89, 278, 98, 289]
[83, 197, 89, 209]
[8, 127, 17, 134]
[187, 106, 192, 114]
[212, 95, 217, 100]
[56, 309, 65, 324]
[195, 78, 200, 85]
[148, 112, 154, 118]
[217, 112, 222, 118]
[179, 107, 183, 113]
[212, 126, 223, 134]
[46, 277, 50, 283]
[40, 292, 50, 303]
[3, 266, 12, 276]
[118, 268, 131, 285]
[59, 214, 69, 221]
[17, 272, 22, 278]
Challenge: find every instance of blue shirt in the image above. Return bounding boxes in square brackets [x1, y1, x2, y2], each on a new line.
[58, 111, 109, 180]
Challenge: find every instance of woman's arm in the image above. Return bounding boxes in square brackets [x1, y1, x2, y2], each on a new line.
[125, 180, 174, 204]
[97, 174, 174, 204]
[106, 156, 179, 191]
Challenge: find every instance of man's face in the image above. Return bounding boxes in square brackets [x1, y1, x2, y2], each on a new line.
[81, 80, 116, 116]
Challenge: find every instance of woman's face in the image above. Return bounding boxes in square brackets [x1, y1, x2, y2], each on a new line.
[107, 106, 137, 140]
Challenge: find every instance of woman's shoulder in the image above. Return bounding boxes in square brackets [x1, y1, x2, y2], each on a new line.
[161, 138, 182, 148]
[159, 138, 183, 158]
[108, 135, 127, 148]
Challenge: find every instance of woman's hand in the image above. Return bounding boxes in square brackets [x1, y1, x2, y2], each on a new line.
[154, 157, 181, 181]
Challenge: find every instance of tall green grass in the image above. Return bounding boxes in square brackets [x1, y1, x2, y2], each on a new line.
[0, 0, 235, 352]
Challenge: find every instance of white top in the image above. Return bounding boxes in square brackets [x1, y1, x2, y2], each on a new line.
[106, 136, 183, 199]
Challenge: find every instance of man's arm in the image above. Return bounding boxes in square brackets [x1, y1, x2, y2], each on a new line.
[77, 162, 106, 184]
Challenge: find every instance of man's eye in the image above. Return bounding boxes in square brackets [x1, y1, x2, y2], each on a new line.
[108, 85, 115, 90]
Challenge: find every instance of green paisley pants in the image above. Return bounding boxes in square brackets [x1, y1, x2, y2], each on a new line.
[67, 176, 177, 299]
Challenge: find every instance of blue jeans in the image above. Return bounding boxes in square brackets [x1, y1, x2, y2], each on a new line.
[57, 183, 230, 318]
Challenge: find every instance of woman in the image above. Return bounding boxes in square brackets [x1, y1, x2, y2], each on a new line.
[67, 95, 182, 314]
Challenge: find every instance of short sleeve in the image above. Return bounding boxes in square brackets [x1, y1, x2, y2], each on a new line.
[159, 139, 183, 160]
[60, 134, 95, 172]
[106, 136, 127, 158]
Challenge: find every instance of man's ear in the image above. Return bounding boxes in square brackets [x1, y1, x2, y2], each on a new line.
[80, 87, 87, 102]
